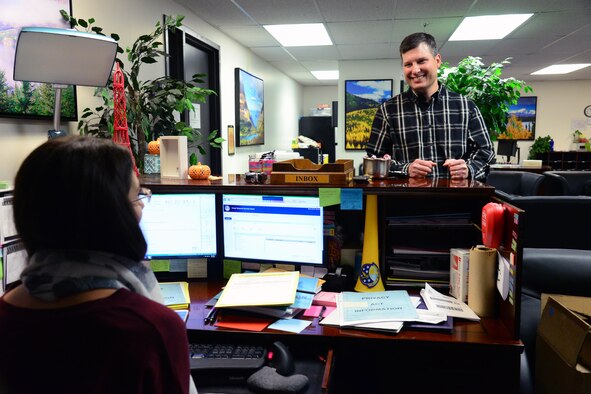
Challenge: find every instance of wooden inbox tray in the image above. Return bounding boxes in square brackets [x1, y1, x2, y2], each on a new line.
[270, 159, 354, 185]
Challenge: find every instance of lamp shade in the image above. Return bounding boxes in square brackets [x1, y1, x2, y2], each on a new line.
[14, 27, 117, 87]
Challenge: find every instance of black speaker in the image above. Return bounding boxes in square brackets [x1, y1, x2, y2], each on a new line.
[331, 100, 338, 127]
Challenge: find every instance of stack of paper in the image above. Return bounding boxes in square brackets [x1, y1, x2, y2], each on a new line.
[159, 281, 190, 310]
[215, 271, 303, 319]
[321, 285, 478, 334]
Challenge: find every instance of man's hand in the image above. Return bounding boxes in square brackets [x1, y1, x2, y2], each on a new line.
[443, 159, 469, 179]
[408, 159, 436, 177]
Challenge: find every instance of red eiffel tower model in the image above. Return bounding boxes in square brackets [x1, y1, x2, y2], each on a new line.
[112, 62, 139, 176]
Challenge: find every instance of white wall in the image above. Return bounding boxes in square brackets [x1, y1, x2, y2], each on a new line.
[0, 0, 303, 184]
[302, 86, 338, 116]
[512, 80, 591, 161]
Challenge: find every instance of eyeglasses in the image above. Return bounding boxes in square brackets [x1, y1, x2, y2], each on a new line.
[133, 187, 152, 203]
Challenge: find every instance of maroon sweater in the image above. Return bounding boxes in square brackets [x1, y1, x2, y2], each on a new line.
[0, 289, 190, 394]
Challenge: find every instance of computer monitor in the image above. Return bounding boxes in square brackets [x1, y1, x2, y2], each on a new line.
[139, 193, 217, 259]
[222, 194, 324, 266]
[496, 139, 518, 163]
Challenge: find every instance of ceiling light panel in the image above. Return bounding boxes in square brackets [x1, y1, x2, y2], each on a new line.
[449, 14, 533, 41]
[531, 64, 591, 75]
[264, 23, 332, 47]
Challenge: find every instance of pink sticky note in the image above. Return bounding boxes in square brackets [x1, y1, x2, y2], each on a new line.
[303, 305, 323, 317]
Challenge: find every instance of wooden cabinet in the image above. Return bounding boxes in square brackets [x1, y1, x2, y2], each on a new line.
[537, 151, 591, 170]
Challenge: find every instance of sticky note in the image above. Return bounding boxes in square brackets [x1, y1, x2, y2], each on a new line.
[319, 188, 340, 207]
[340, 188, 363, 210]
[149, 260, 170, 272]
[223, 259, 242, 279]
[268, 318, 312, 334]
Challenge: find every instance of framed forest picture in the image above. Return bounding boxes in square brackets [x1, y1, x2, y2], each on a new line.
[345, 79, 393, 150]
[0, 0, 77, 121]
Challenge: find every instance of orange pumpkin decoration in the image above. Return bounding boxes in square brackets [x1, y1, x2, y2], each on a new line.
[189, 162, 211, 180]
[147, 140, 160, 155]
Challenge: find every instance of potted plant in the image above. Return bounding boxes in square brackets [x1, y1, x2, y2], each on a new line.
[438, 56, 533, 140]
[60, 11, 223, 172]
[528, 135, 553, 159]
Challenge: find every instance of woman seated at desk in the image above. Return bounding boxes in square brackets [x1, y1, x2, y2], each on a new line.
[0, 136, 193, 394]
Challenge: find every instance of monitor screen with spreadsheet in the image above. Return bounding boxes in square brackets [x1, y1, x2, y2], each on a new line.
[222, 194, 324, 266]
[139, 193, 217, 259]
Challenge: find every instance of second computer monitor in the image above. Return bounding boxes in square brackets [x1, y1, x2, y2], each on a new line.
[496, 139, 518, 163]
[222, 194, 324, 266]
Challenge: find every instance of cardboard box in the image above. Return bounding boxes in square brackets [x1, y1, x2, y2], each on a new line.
[535, 295, 591, 394]
[449, 248, 469, 302]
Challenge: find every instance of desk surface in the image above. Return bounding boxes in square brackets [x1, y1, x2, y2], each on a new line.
[186, 281, 522, 350]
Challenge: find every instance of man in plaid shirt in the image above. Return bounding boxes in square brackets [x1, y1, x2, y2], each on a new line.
[366, 32, 495, 181]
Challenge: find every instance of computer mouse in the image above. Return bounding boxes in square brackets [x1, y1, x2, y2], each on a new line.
[267, 341, 295, 376]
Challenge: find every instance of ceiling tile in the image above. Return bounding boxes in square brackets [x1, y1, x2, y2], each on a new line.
[251, 47, 296, 62]
[337, 44, 394, 60]
[316, 0, 396, 22]
[284, 46, 341, 61]
[220, 26, 277, 47]
[327, 21, 393, 45]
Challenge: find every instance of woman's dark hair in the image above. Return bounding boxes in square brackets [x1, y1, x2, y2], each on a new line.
[399, 32, 438, 57]
[13, 136, 147, 261]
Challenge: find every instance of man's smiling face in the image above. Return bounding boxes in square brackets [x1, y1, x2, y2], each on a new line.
[402, 42, 442, 99]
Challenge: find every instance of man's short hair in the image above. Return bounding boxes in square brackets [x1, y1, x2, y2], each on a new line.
[399, 32, 438, 57]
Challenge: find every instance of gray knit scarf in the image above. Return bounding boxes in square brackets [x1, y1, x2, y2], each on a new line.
[20, 250, 162, 303]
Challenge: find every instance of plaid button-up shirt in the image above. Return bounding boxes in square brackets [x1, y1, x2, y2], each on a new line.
[366, 85, 495, 181]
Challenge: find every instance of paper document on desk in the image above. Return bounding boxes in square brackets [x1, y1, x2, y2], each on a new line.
[216, 271, 299, 308]
[320, 306, 404, 334]
[421, 283, 480, 321]
[159, 282, 190, 310]
[338, 290, 418, 326]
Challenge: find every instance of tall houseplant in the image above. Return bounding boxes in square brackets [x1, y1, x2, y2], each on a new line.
[60, 11, 223, 171]
[438, 56, 533, 140]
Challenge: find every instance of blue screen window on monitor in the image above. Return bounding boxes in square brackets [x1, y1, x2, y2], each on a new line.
[139, 193, 217, 259]
[222, 194, 324, 266]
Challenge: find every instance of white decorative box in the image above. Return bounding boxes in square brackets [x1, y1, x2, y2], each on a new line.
[159, 136, 188, 179]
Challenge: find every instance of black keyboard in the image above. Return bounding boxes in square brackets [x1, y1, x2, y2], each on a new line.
[189, 343, 267, 371]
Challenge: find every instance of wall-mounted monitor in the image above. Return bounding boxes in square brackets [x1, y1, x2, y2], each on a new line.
[222, 194, 324, 266]
[139, 193, 217, 259]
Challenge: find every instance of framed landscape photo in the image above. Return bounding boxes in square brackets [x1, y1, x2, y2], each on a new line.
[0, 0, 77, 121]
[345, 79, 393, 150]
[235, 68, 264, 146]
[499, 96, 537, 140]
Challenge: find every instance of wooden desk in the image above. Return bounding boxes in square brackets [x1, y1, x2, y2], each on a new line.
[144, 176, 522, 393]
[186, 281, 523, 394]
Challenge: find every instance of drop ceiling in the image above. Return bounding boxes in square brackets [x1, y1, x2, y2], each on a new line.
[174, 0, 591, 86]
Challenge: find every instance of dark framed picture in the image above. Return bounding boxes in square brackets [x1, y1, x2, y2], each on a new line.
[345, 79, 393, 150]
[499, 96, 537, 141]
[0, 0, 77, 121]
[235, 68, 264, 146]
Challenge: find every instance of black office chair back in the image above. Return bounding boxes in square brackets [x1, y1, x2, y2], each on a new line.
[543, 171, 591, 195]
